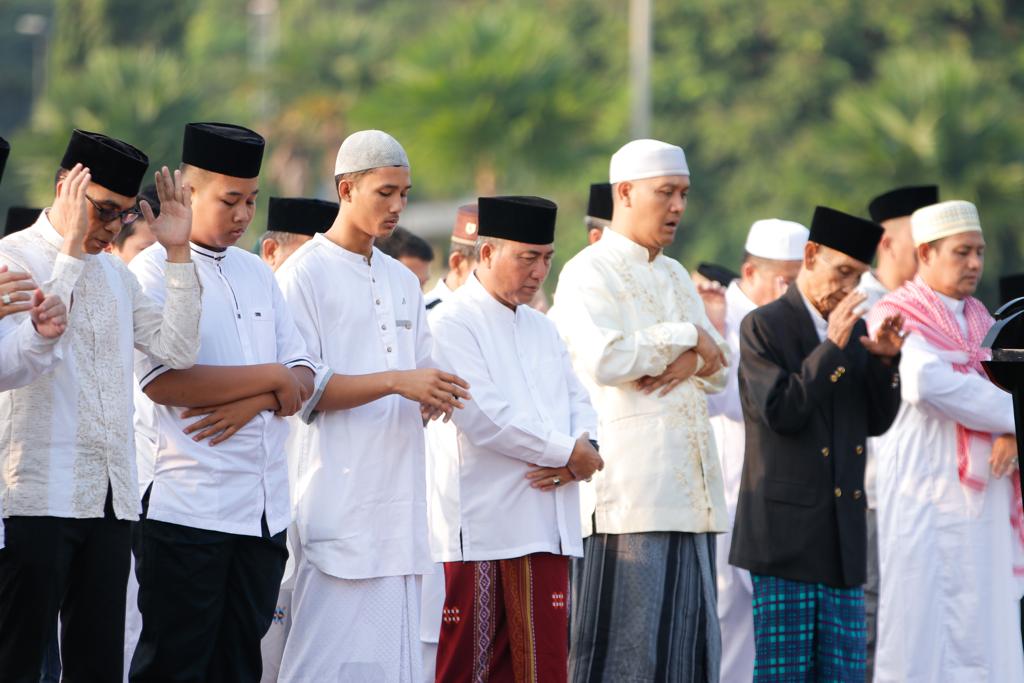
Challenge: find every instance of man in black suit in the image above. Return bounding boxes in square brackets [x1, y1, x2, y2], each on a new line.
[730, 205, 905, 682]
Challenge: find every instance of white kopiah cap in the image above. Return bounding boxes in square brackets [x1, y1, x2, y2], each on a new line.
[609, 139, 689, 184]
[334, 129, 409, 175]
[744, 219, 809, 261]
[911, 200, 981, 246]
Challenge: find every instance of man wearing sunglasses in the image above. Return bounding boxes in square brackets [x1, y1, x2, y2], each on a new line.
[0, 129, 201, 681]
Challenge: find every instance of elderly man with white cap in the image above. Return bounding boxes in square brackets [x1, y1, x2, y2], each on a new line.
[705, 218, 808, 683]
[867, 200, 1024, 682]
[552, 139, 729, 682]
[275, 130, 470, 682]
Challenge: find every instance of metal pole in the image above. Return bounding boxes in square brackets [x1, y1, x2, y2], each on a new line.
[629, 0, 652, 139]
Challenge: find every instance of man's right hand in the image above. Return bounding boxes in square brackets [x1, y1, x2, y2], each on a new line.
[54, 163, 91, 259]
[29, 289, 68, 339]
[272, 365, 306, 417]
[991, 434, 1019, 478]
[566, 432, 604, 481]
[0, 266, 40, 319]
[393, 368, 471, 417]
[636, 349, 698, 396]
[694, 325, 726, 377]
[826, 290, 867, 349]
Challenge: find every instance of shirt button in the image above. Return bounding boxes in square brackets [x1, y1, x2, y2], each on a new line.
[853, 490, 863, 500]
[386, 346, 392, 353]
[834, 487, 842, 498]
[381, 324, 387, 330]
[830, 373, 839, 383]
[375, 299, 381, 305]
[838, 366, 846, 375]
[821, 447, 830, 457]
[855, 445, 864, 455]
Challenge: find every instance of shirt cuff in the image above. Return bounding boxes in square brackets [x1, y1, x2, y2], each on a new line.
[138, 364, 171, 390]
[45, 252, 85, 306]
[537, 430, 575, 468]
[164, 261, 199, 289]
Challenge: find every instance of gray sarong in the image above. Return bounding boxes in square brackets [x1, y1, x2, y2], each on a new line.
[570, 531, 721, 683]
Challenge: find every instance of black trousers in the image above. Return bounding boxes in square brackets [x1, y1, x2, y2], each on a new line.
[129, 517, 287, 683]
[0, 487, 131, 683]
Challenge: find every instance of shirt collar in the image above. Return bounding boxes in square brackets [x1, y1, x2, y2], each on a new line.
[798, 287, 829, 342]
[463, 271, 520, 323]
[189, 242, 228, 262]
[426, 278, 453, 302]
[314, 232, 376, 267]
[936, 290, 967, 317]
[31, 209, 64, 250]
[600, 227, 661, 264]
[726, 280, 758, 319]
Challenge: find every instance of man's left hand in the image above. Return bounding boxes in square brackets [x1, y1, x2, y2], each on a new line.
[860, 314, 905, 361]
[145, 166, 193, 256]
[991, 434, 1019, 479]
[526, 465, 576, 492]
[695, 280, 727, 335]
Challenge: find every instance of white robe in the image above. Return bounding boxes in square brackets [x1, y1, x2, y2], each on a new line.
[706, 281, 756, 683]
[872, 300, 1024, 682]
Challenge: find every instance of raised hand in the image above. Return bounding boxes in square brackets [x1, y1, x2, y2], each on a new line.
[636, 349, 698, 397]
[695, 280, 727, 335]
[826, 290, 867, 349]
[29, 289, 68, 339]
[860, 313, 905, 361]
[53, 164, 91, 258]
[0, 266, 39, 318]
[144, 167, 192, 257]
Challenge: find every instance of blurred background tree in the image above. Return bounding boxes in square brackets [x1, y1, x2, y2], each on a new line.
[0, 0, 1020, 304]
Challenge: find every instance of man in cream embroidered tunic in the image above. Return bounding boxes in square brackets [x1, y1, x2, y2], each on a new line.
[0, 130, 200, 680]
[551, 139, 729, 682]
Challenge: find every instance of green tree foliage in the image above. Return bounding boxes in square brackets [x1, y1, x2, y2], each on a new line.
[0, 0, 1021, 303]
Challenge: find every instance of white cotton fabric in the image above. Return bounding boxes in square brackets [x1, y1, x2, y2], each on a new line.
[744, 219, 809, 261]
[609, 139, 689, 184]
[278, 559, 421, 683]
[334, 129, 409, 175]
[910, 200, 981, 246]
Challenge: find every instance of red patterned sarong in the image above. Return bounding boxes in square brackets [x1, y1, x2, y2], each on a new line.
[435, 553, 569, 683]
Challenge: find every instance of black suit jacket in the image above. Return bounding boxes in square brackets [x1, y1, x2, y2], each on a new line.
[728, 285, 901, 588]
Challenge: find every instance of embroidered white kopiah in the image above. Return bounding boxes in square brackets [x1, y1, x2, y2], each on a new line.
[910, 200, 981, 247]
[608, 139, 690, 184]
[333, 130, 409, 175]
[744, 219, 809, 261]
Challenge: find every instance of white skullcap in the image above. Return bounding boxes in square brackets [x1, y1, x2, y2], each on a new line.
[334, 129, 409, 175]
[911, 200, 981, 246]
[744, 219, 809, 261]
[609, 139, 689, 184]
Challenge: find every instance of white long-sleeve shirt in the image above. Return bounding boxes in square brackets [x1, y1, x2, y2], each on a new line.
[871, 296, 1024, 683]
[132, 242, 314, 537]
[550, 227, 729, 535]
[0, 211, 201, 521]
[430, 273, 598, 562]
[276, 234, 433, 579]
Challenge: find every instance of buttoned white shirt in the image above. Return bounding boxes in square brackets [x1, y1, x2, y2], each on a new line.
[430, 273, 598, 562]
[276, 234, 433, 579]
[551, 227, 730, 535]
[132, 242, 314, 537]
[0, 211, 201, 521]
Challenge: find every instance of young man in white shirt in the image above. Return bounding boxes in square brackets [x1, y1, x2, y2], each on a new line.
[430, 195, 603, 683]
[0, 129, 201, 681]
[552, 139, 729, 682]
[276, 130, 470, 682]
[129, 123, 315, 682]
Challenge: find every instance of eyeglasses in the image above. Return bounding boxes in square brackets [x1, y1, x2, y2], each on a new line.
[86, 195, 142, 225]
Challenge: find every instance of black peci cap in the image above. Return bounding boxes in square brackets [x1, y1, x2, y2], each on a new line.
[478, 196, 558, 246]
[868, 185, 939, 224]
[587, 182, 613, 222]
[809, 206, 884, 265]
[4, 206, 41, 236]
[267, 197, 338, 236]
[60, 129, 149, 197]
[182, 122, 265, 178]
